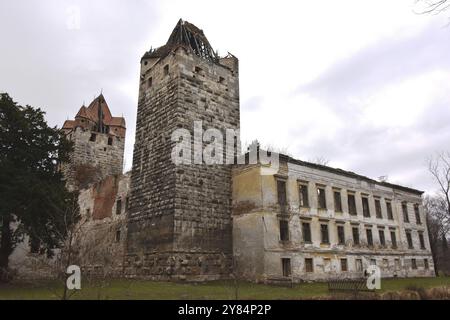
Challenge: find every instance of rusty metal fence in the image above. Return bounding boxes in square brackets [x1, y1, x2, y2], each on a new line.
[327, 278, 374, 292]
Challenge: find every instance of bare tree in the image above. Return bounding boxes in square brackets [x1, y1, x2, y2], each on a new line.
[415, 0, 450, 14]
[308, 156, 330, 166]
[428, 152, 450, 221]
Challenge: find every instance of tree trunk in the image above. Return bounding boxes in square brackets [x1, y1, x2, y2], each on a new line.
[0, 214, 13, 282]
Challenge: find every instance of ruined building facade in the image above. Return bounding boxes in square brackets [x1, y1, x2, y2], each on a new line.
[12, 20, 434, 282]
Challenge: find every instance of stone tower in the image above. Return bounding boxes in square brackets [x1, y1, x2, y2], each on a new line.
[62, 94, 126, 189]
[126, 19, 240, 280]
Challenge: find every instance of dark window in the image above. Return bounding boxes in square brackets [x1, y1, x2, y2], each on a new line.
[299, 184, 309, 207]
[282, 258, 291, 277]
[411, 258, 417, 270]
[402, 202, 409, 223]
[337, 225, 345, 245]
[148, 77, 152, 88]
[370, 259, 377, 266]
[164, 64, 169, 76]
[195, 66, 203, 74]
[321, 224, 329, 244]
[86, 208, 91, 216]
[277, 180, 287, 212]
[366, 229, 373, 247]
[108, 137, 113, 146]
[414, 204, 421, 225]
[424, 259, 429, 270]
[219, 76, 225, 84]
[362, 197, 370, 217]
[116, 199, 122, 215]
[279, 220, 289, 241]
[125, 197, 130, 211]
[115, 230, 121, 242]
[386, 201, 394, 220]
[378, 229, 386, 247]
[302, 222, 312, 243]
[341, 258, 348, 272]
[352, 227, 360, 245]
[317, 187, 327, 209]
[406, 231, 413, 249]
[334, 191, 342, 212]
[375, 199, 382, 219]
[305, 258, 314, 272]
[419, 232, 425, 249]
[391, 231, 397, 248]
[90, 133, 97, 142]
[348, 194, 357, 215]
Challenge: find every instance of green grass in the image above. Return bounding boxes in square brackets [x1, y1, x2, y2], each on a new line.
[1, 277, 449, 300]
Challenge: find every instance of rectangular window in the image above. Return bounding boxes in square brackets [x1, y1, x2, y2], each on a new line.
[277, 180, 287, 207]
[115, 230, 121, 242]
[391, 231, 397, 248]
[164, 64, 169, 76]
[362, 197, 370, 217]
[90, 133, 97, 142]
[411, 258, 417, 270]
[395, 259, 401, 270]
[414, 204, 421, 225]
[424, 259, 429, 270]
[355, 259, 363, 272]
[386, 201, 394, 220]
[125, 197, 130, 211]
[406, 231, 413, 249]
[302, 222, 312, 243]
[375, 199, 382, 219]
[279, 220, 289, 241]
[352, 227, 360, 245]
[348, 193, 357, 215]
[282, 258, 291, 277]
[317, 187, 327, 209]
[379, 229, 386, 247]
[366, 228, 373, 247]
[305, 258, 314, 273]
[341, 258, 348, 272]
[334, 191, 342, 212]
[108, 137, 113, 146]
[299, 184, 309, 207]
[370, 259, 377, 266]
[402, 202, 409, 223]
[147, 77, 152, 88]
[419, 232, 425, 249]
[321, 224, 329, 244]
[337, 225, 345, 245]
[116, 199, 122, 215]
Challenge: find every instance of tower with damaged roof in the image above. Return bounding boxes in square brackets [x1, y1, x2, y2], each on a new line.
[125, 19, 240, 280]
[62, 94, 126, 189]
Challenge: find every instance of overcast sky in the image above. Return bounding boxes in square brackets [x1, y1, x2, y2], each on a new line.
[1, 0, 449, 194]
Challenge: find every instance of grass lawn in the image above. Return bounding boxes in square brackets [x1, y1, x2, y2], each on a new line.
[0, 277, 449, 300]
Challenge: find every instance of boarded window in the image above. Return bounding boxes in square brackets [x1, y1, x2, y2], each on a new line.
[352, 227, 360, 245]
[375, 199, 382, 219]
[341, 258, 348, 272]
[305, 258, 314, 272]
[317, 187, 327, 209]
[302, 222, 311, 243]
[411, 258, 417, 270]
[395, 259, 401, 269]
[299, 184, 309, 207]
[321, 224, 329, 244]
[406, 231, 413, 249]
[378, 229, 386, 247]
[334, 191, 342, 212]
[386, 201, 394, 220]
[362, 197, 370, 217]
[424, 259, 429, 270]
[402, 202, 409, 223]
[348, 194, 357, 215]
[279, 220, 289, 241]
[366, 229, 373, 247]
[116, 199, 122, 215]
[282, 258, 291, 277]
[391, 231, 397, 248]
[414, 204, 421, 224]
[337, 225, 345, 245]
[419, 232, 425, 249]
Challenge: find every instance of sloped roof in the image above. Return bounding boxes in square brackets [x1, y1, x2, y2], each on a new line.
[141, 19, 218, 63]
[62, 120, 75, 130]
